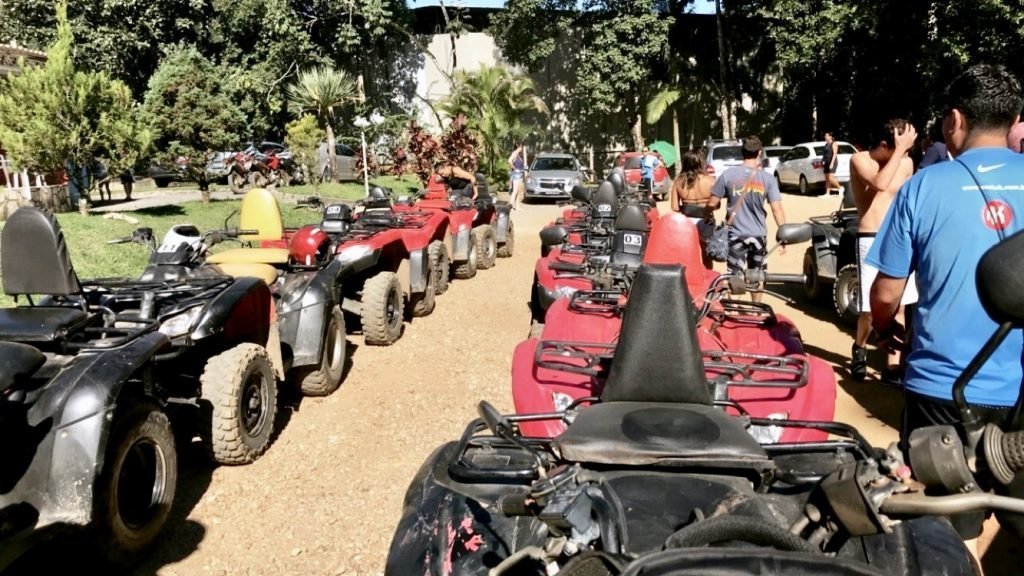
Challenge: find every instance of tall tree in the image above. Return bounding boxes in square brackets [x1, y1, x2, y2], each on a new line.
[0, 1, 150, 204]
[491, 0, 670, 147]
[440, 65, 548, 178]
[139, 46, 247, 198]
[287, 67, 357, 182]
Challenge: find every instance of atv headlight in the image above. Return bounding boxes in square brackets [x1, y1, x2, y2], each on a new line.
[158, 306, 203, 338]
[554, 286, 578, 299]
[748, 412, 787, 444]
[337, 244, 373, 266]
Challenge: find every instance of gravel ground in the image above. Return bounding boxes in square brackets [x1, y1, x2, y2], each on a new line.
[7, 193, 1020, 575]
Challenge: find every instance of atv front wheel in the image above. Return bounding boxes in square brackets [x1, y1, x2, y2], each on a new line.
[833, 264, 860, 326]
[802, 248, 827, 302]
[200, 344, 278, 465]
[410, 254, 437, 318]
[453, 233, 478, 280]
[497, 219, 515, 258]
[92, 399, 177, 565]
[430, 240, 450, 295]
[250, 171, 269, 189]
[362, 271, 404, 345]
[474, 225, 498, 270]
[295, 306, 346, 396]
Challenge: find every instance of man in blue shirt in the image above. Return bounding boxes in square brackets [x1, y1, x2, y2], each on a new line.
[639, 146, 660, 198]
[867, 64, 1024, 544]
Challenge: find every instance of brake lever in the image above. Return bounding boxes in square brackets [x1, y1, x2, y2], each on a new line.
[752, 288, 794, 304]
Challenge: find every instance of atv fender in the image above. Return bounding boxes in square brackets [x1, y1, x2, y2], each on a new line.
[408, 247, 429, 294]
[2, 332, 171, 542]
[397, 258, 412, 297]
[278, 260, 343, 369]
[494, 202, 513, 243]
[809, 236, 838, 280]
[191, 276, 274, 344]
[385, 442, 546, 575]
[452, 228, 472, 262]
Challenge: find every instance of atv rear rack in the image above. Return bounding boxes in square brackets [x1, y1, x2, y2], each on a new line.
[535, 339, 809, 389]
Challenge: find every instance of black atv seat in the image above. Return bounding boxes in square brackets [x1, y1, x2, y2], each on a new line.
[609, 204, 648, 267]
[358, 210, 397, 228]
[555, 402, 770, 470]
[607, 171, 626, 197]
[604, 263, 709, 403]
[592, 181, 619, 221]
[554, 264, 769, 470]
[0, 341, 46, 395]
[0, 307, 90, 343]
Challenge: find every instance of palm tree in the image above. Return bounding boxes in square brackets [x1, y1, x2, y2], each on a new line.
[441, 65, 548, 177]
[287, 67, 357, 182]
[646, 87, 683, 172]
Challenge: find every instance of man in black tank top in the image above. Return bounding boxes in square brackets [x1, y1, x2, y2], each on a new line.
[433, 161, 479, 200]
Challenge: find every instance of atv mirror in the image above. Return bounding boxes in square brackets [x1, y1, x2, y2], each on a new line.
[478, 400, 513, 439]
[540, 226, 569, 248]
[571, 185, 592, 204]
[223, 209, 239, 230]
[977, 228, 1024, 327]
[776, 223, 813, 245]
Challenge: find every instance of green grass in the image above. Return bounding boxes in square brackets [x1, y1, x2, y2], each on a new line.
[0, 174, 423, 306]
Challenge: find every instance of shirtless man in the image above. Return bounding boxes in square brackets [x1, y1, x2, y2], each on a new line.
[849, 119, 918, 384]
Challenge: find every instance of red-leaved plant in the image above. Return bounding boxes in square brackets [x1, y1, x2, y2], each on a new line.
[407, 120, 440, 184]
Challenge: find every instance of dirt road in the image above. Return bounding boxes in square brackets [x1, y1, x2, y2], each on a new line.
[9, 192, 1018, 574]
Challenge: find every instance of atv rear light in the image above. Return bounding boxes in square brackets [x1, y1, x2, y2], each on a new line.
[158, 306, 203, 338]
[337, 244, 372, 266]
[748, 412, 787, 444]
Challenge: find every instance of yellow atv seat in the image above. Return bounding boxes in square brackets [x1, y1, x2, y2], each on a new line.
[207, 188, 290, 267]
[212, 263, 279, 285]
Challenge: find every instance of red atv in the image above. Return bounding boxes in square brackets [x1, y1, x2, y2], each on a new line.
[514, 214, 835, 443]
[544, 176, 659, 252]
[268, 189, 449, 347]
[396, 172, 514, 279]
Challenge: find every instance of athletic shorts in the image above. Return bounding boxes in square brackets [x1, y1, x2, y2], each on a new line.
[823, 163, 836, 175]
[857, 233, 918, 312]
[727, 236, 766, 274]
[510, 169, 524, 183]
[901, 390, 1024, 539]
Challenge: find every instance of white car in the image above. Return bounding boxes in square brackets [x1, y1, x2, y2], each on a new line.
[763, 145, 791, 175]
[702, 140, 743, 179]
[774, 141, 858, 195]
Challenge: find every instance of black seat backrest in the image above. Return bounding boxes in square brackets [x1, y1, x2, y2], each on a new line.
[607, 171, 626, 196]
[1, 207, 81, 296]
[591, 181, 619, 221]
[610, 204, 649, 266]
[602, 264, 710, 404]
[475, 172, 492, 200]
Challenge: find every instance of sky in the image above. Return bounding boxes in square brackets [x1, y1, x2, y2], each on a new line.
[407, 0, 717, 14]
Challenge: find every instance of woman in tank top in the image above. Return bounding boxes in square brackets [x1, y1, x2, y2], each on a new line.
[507, 143, 526, 210]
[670, 149, 718, 268]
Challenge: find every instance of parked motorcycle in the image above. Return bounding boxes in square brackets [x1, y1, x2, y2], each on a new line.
[226, 147, 294, 193]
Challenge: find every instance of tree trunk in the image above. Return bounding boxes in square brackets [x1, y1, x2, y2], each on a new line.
[326, 124, 337, 183]
[672, 107, 681, 177]
[715, 0, 734, 139]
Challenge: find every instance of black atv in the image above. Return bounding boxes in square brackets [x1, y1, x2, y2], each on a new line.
[385, 242, 1024, 575]
[803, 205, 860, 325]
[0, 208, 177, 570]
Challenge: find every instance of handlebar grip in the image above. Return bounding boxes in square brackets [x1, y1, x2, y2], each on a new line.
[763, 273, 806, 284]
[1001, 430, 1024, 473]
[549, 261, 584, 273]
[237, 229, 259, 236]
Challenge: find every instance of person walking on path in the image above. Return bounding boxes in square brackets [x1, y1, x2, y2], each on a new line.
[848, 119, 918, 385]
[706, 135, 787, 303]
[507, 143, 526, 210]
[670, 149, 718, 268]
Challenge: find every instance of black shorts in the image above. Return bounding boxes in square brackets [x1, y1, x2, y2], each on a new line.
[901, 390, 1024, 538]
[823, 164, 836, 175]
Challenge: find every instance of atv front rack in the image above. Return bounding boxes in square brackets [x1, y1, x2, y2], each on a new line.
[535, 338, 809, 390]
[706, 299, 777, 327]
[568, 290, 624, 315]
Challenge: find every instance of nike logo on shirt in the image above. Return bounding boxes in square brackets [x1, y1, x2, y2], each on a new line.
[977, 163, 1006, 173]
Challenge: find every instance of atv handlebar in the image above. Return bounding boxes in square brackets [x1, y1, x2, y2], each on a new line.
[549, 261, 585, 273]
[881, 492, 1024, 517]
